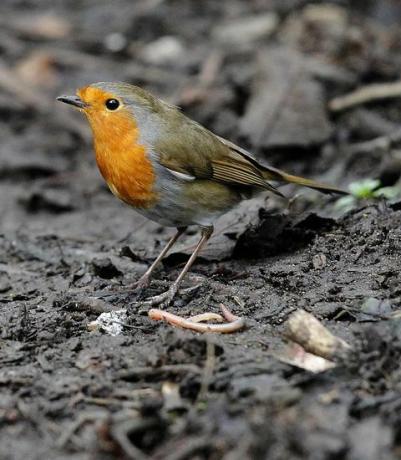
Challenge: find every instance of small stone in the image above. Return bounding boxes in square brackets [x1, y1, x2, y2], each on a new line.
[20, 188, 74, 213]
[0, 278, 11, 293]
[104, 32, 127, 52]
[119, 245, 142, 262]
[360, 298, 392, 320]
[140, 36, 185, 65]
[313, 253, 327, 269]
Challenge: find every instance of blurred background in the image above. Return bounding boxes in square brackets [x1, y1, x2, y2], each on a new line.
[1, 0, 401, 236]
[2, 1, 401, 459]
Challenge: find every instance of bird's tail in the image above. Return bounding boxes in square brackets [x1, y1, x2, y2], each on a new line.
[261, 165, 347, 195]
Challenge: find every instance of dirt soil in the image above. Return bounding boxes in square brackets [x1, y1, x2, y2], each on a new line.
[1, 1, 401, 459]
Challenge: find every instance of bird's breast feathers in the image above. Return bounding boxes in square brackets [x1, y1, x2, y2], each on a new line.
[90, 111, 159, 209]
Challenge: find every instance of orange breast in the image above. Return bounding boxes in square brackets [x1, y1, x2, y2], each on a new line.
[86, 107, 157, 209]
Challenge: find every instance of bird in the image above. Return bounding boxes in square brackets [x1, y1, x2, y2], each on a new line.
[57, 81, 346, 311]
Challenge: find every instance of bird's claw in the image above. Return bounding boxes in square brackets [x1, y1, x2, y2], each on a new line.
[131, 273, 151, 290]
[145, 285, 178, 307]
[142, 284, 201, 307]
[125, 274, 152, 300]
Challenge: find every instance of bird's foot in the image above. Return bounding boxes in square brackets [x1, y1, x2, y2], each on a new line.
[132, 273, 151, 290]
[144, 284, 178, 307]
[124, 273, 152, 300]
[130, 273, 150, 291]
[142, 284, 201, 307]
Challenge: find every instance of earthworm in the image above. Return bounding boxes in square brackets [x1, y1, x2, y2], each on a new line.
[148, 303, 245, 333]
[188, 312, 224, 323]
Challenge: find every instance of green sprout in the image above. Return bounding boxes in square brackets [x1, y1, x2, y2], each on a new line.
[348, 179, 380, 199]
[334, 178, 401, 214]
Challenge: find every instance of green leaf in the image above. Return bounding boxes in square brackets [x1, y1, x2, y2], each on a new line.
[373, 186, 401, 200]
[349, 179, 381, 199]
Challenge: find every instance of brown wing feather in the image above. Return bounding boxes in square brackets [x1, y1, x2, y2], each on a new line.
[216, 135, 347, 195]
[155, 110, 344, 196]
[155, 115, 283, 196]
[212, 158, 282, 195]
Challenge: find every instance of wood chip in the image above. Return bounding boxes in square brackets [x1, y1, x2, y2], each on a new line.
[283, 309, 351, 361]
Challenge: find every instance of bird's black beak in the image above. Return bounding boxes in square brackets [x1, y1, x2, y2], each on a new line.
[57, 95, 88, 109]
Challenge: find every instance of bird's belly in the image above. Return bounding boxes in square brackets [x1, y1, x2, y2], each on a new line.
[135, 174, 241, 227]
[134, 201, 223, 227]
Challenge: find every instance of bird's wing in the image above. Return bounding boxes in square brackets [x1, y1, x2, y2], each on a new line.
[217, 135, 348, 195]
[155, 116, 282, 196]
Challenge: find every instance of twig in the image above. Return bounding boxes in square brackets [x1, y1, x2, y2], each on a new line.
[199, 51, 223, 86]
[82, 396, 142, 409]
[346, 128, 401, 155]
[111, 419, 150, 460]
[57, 412, 106, 448]
[161, 437, 213, 460]
[329, 81, 401, 112]
[197, 340, 216, 401]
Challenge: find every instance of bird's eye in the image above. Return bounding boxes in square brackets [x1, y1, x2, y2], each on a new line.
[105, 98, 120, 110]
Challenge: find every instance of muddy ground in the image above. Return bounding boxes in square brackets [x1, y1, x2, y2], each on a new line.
[1, 1, 401, 459]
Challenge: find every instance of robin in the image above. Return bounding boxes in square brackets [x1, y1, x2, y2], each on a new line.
[57, 82, 345, 311]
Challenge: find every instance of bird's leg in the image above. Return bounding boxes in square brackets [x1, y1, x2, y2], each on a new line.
[145, 225, 213, 306]
[133, 227, 187, 291]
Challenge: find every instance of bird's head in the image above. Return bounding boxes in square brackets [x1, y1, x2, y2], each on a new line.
[57, 82, 166, 144]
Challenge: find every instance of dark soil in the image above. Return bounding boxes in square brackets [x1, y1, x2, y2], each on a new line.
[1, 1, 401, 459]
